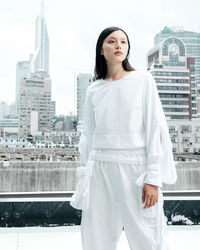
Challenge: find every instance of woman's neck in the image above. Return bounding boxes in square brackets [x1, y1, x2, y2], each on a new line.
[104, 64, 128, 81]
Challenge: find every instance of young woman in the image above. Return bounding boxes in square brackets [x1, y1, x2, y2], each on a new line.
[70, 26, 177, 250]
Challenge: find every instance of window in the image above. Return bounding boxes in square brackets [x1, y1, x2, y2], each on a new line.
[196, 126, 200, 132]
[172, 148, 177, 153]
[181, 125, 191, 133]
[182, 137, 189, 143]
[169, 126, 176, 132]
[195, 137, 200, 143]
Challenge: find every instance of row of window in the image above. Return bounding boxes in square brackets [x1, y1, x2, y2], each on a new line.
[163, 61, 185, 67]
[157, 86, 189, 90]
[163, 108, 189, 112]
[173, 148, 200, 153]
[181, 137, 200, 143]
[0, 139, 25, 142]
[184, 39, 200, 44]
[170, 125, 200, 132]
[168, 115, 189, 119]
[159, 93, 188, 98]
[155, 79, 189, 83]
[162, 100, 189, 105]
[152, 71, 189, 76]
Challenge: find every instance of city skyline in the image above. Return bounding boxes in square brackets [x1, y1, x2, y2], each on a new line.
[1, 0, 200, 115]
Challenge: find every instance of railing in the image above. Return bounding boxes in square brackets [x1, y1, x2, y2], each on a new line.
[0, 191, 199, 227]
[0, 190, 199, 201]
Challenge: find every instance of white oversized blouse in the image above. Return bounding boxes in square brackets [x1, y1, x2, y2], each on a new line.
[78, 70, 177, 187]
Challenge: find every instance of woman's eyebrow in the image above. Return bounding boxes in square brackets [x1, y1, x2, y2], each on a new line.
[107, 36, 127, 40]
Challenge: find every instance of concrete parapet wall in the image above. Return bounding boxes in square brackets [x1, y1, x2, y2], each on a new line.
[0, 161, 79, 192]
[163, 162, 200, 190]
[0, 161, 199, 192]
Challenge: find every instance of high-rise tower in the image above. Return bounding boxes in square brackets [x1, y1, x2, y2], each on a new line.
[147, 29, 198, 120]
[153, 27, 200, 118]
[31, 0, 49, 76]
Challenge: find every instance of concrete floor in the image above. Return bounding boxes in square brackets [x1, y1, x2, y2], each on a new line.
[0, 225, 199, 250]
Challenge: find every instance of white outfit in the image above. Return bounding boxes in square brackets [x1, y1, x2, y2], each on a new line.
[71, 70, 177, 250]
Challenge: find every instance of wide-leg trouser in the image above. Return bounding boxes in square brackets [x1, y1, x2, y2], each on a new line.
[81, 147, 169, 250]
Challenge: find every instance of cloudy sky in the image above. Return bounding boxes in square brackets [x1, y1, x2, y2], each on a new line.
[1, 0, 200, 116]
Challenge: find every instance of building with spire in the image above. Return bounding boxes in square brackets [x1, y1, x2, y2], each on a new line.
[31, 0, 49, 77]
[15, 0, 50, 117]
[18, 1, 52, 137]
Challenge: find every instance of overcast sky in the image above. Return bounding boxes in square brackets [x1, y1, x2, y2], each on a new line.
[1, 0, 200, 116]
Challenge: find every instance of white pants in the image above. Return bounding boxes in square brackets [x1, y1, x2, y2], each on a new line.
[81, 147, 170, 250]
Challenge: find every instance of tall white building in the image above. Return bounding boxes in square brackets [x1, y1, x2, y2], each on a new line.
[0, 101, 10, 120]
[15, 0, 50, 117]
[76, 73, 93, 124]
[16, 59, 32, 115]
[31, 0, 49, 76]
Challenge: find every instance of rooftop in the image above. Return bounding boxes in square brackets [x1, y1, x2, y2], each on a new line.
[0, 225, 199, 250]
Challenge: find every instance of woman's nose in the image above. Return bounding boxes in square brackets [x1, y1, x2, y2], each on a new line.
[116, 42, 121, 49]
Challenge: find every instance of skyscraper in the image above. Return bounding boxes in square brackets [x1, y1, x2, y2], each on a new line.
[15, 1, 50, 116]
[147, 36, 197, 120]
[77, 73, 93, 123]
[154, 26, 200, 88]
[16, 59, 32, 115]
[31, 0, 49, 76]
[153, 26, 200, 117]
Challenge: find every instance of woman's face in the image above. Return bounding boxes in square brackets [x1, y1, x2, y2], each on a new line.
[100, 30, 129, 64]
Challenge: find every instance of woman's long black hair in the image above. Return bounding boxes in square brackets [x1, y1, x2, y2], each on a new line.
[94, 26, 135, 80]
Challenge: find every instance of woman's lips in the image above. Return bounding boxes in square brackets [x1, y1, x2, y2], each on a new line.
[114, 52, 123, 55]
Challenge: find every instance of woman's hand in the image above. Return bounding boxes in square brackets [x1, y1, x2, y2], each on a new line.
[142, 183, 158, 209]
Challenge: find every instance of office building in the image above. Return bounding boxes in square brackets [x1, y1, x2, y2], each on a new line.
[18, 73, 51, 137]
[76, 73, 93, 123]
[147, 28, 198, 120]
[153, 26, 200, 117]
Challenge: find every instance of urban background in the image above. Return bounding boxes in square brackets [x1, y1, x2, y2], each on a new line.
[0, 0, 200, 227]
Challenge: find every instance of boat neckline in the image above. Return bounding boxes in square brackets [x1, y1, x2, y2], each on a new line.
[101, 70, 137, 83]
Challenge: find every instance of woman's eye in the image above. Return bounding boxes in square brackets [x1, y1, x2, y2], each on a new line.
[108, 40, 115, 43]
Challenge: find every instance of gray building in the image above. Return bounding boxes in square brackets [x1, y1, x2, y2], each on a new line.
[0, 118, 18, 137]
[168, 119, 200, 154]
[76, 73, 93, 123]
[18, 73, 51, 137]
[16, 59, 32, 115]
[0, 101, 10, 120]
[51, 101, 56, 129]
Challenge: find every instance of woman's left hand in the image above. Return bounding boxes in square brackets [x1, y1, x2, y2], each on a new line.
[142, 183, 158, 209]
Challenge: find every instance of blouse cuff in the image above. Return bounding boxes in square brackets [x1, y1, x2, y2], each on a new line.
[144, 164, 162, 188]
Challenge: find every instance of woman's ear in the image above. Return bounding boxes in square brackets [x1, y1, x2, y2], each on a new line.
[100, 48, 104, 55]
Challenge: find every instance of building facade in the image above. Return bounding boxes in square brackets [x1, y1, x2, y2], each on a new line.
[31, 0, 49, 76]
[16, 60, 32, 115]
[76, 73, 93, 124]
[153, 26, 200, 117]
[147, 32, 198, 120]
[18, 73, 51, 137]
[168, 119, 200, 154]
